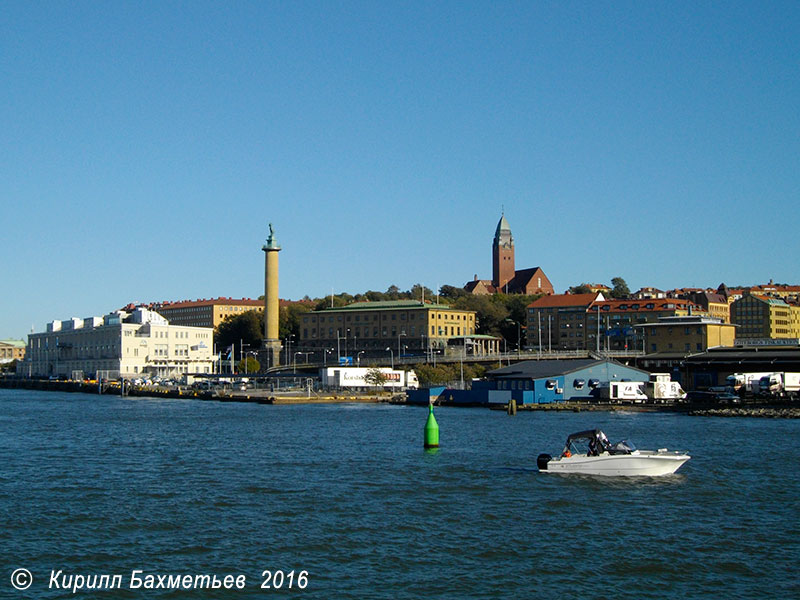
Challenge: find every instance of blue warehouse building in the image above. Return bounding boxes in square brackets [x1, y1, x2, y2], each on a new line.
[407, 359, 651, 405]
[479, 359, 650, 404]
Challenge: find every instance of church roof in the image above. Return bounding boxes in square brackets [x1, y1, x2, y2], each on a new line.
[494, 214, 511, 237]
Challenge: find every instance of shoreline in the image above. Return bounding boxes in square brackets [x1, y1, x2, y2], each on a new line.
[2, 378, 798, 417]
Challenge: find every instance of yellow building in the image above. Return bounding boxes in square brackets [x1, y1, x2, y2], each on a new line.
[152, 298, 264, 329]
[299, 300, 484, 358]
[0, 339, 26, 363]
[686, 291, 731, 323]
[636, 316, 737, 354]
[731, 294, 800, 340]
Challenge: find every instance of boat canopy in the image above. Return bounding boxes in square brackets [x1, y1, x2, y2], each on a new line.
[563, 429, 635, 456]
[565, 430, 608, 445]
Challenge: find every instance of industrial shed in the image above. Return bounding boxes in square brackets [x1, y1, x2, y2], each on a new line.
[476, 359, 650, 404]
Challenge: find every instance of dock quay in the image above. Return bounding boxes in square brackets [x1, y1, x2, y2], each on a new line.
[0, 377, 391, 405]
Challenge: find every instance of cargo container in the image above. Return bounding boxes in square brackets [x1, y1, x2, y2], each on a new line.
[320, 367, 419, 390]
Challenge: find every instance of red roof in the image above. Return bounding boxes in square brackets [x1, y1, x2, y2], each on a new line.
[528, 293, 600, 308]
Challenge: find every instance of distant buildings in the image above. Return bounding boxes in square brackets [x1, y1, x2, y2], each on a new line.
[150, 297, 264, 329]
[730, 292, 800, 341]
[526, 293, 705, 352]
[22, 307, 214, 379]
[465, 214, 554, 296]
[297, 300, 494, 359]
[0, 339, 25, 363]
[634, 316, 737, 354]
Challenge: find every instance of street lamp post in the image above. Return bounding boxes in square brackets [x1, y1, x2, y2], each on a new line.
[357, 350, 365, 367]
[505, 318, 521, 357]
[385, 347, 393, 369]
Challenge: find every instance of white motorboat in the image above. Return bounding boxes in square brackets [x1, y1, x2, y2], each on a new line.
[537, 429, 690, 477]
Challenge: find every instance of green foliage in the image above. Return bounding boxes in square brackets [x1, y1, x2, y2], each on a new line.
[439, 285, 469, 300]
[364, 368, 389, 387]
[610, 277, 631, 299]
[568, 284, 592, 294]
[414, 362, 486, 386]
[237, 356, 261, 373]
[215, 310, 263, 354]
[280, 302, 312, 340]
[313, 284, 436, 308]
[447, 291, 542, 342]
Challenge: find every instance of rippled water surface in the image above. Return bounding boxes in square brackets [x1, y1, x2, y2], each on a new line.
[1, 389, 798, 599]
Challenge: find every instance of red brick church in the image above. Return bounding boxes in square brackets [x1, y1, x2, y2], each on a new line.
[464, 214, 555, 296]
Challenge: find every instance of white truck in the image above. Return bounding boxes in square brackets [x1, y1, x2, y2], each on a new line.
[756, 372, 800, 399]
[643, 373, 687, 402]
[320, 367, 419, 390]
[726, 372, 773, 396]
[596, 381, 648, 403]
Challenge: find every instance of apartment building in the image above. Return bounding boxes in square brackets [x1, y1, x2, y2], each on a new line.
[635, 316, 736, 354]
[526, 294, 703, 352]
[150, 298, 264, 329]
[23, 308, 214, 379]
[730, 293, 800, 340]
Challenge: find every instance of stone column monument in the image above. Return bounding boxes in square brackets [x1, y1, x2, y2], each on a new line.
[262, 223, 282, 367]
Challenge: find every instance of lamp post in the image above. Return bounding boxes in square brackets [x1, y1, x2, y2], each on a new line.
[397, 331, 406, 362]
[357, 350, 365, 367]
[385, 347, 394, 369]
[240, 340, 250, 374]
[505, 318, 521, 357]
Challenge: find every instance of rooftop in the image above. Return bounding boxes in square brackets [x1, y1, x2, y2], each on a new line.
[319, 300, 467, 312]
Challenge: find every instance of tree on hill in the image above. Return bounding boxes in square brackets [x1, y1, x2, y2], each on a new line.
[568, 284, 592, 294]
[610, 277, 631, 299]
[439, 285, 469, 300]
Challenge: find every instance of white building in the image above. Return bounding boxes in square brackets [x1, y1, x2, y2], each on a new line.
[22, 308, 214, 379]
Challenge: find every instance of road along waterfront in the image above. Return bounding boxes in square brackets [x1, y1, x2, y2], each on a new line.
[2, 389, 798, 599]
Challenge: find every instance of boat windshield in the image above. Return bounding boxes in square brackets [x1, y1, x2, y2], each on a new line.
[609, 440, 636, 455]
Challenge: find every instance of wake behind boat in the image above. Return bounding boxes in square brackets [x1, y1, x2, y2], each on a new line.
[537, 429, 690, 477]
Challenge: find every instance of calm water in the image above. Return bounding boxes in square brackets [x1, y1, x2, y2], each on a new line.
[1, 389, 798, 599]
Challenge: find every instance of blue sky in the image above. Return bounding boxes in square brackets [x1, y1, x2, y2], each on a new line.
[2, 1, 798, 340]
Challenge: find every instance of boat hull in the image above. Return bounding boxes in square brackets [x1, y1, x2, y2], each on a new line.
[542, 451, 690, 477]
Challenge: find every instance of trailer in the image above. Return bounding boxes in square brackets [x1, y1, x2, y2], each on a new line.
[643, 373, 687, 402]
[320, 367, 419, 390]
[756, 372, 800, 399]
[596, 381, 648, 403]
[725, 372, 773, 396]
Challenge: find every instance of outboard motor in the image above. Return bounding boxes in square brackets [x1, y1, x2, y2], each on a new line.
[537, 453, 552, 471]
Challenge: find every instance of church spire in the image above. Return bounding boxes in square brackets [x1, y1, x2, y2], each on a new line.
[492, 213, 515, 290]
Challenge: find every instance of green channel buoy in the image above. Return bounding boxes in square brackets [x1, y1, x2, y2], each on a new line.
[424, 403, 439, 448]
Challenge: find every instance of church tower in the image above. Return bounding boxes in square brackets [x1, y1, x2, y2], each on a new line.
[492, 214, 515, 291]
